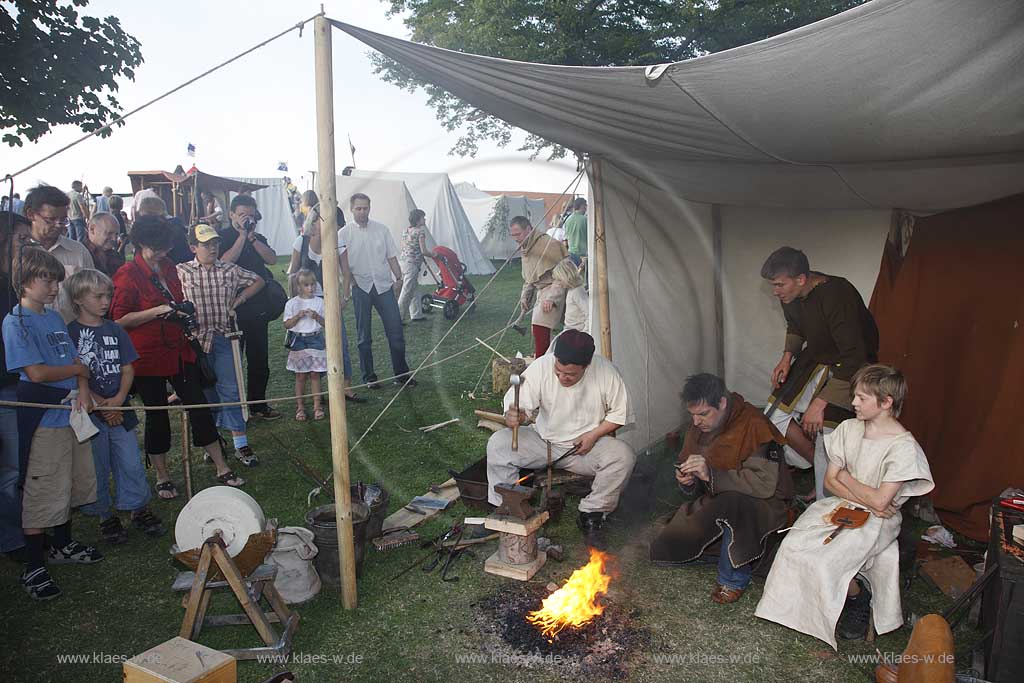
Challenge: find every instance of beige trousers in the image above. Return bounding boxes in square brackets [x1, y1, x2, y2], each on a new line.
[486, 426, 636, 513]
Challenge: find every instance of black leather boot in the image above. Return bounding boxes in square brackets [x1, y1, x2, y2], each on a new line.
[577, 511, 607, 549]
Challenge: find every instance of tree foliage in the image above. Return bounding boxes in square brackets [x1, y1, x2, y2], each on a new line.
[374, 0, 866, 158]
[0, 0, 144, 147]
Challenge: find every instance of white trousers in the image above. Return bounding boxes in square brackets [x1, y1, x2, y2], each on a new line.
[397, 260, 423, 321]
[767, 365, 832, 500]
[486, 426, 637, 513]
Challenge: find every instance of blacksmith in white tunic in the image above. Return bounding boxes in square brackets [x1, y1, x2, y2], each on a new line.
[486, 330, 635, 544]
[755, 365, 933, 648]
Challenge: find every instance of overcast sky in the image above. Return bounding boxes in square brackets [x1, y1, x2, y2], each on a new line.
[3, 0, 582, 196]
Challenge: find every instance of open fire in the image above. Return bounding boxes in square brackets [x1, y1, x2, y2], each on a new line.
[526, 548, 611, 638]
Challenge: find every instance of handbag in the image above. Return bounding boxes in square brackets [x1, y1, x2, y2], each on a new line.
[284, 330, 298, 350]
[189, 339, 218, 388]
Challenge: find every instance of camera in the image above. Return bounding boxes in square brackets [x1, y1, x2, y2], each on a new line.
[241, 216, 257, 232]
[162, 300, 200, 337]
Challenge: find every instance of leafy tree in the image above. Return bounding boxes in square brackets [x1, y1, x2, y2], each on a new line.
[0, 0, 144, 147]
[375, 0, 866, 158]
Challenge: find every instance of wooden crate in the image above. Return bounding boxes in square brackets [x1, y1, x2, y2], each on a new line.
[124, 637, 236, 683]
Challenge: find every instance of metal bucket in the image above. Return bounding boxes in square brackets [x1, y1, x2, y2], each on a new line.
[304, 501, 370, 586]
[352, 483, 390, 542]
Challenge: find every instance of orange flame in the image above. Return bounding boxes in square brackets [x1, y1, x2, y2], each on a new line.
[527, 548, 611, 638]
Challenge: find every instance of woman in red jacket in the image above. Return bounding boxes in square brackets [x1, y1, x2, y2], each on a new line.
[111, 215, 244, 499]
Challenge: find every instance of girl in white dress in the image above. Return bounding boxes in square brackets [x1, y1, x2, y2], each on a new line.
[284, 270, 327, 421]
[755, 364, 933, 648]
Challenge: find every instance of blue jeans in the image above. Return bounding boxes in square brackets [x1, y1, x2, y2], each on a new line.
[69, 218, 87, 242]
[203, 334, 246, 433]
[352, 285, 410, 383]
[340, 315, 352, 380]
[717, 525, 753, 591]
[81, 418, 151, 519]
[0, 386, 24, 552]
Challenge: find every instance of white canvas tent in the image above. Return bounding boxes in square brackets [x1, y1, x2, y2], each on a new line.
[454, 182, 548, 260]
[332, 0, 1024, 447]
[230, 176, 297, 256]
[351, 169, 495, 275]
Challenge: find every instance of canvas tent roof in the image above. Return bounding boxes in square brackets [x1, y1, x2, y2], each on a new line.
[350, 169, 494, 275]
[331, 0, 1024, 537]
[455, 183, 548, 260]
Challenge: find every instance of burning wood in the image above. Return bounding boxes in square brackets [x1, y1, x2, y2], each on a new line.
[527, 548, 611, 638]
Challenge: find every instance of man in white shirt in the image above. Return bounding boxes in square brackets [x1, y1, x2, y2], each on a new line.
[339, 193, 414, 388]
[486, 329, 636, 546]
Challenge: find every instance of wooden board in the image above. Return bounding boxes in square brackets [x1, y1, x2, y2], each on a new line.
[484, 511, 549, 536]
[485, 549, 547, 581]
[381, 478, 460, 533]
[920, 555, 978, 598]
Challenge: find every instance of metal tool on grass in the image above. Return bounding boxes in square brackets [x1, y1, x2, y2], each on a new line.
[269, 433, 334, 502]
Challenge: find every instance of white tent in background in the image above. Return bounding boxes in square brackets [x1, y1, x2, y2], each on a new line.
[350, 169, 495, 275]
[229, 177, 297, 256]
[455, 182, 547, 260]
[334, 0, 1024, 449]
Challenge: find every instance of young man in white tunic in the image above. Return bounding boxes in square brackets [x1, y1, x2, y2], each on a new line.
[486, 330, 636, 547]
[755, 364, 933, 648]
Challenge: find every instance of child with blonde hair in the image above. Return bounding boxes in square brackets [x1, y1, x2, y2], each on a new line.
[284, 269, 327, 421]
[550, 258, 589, 334]
[61, 269, 164, 545]
[756, 364, 934, 647]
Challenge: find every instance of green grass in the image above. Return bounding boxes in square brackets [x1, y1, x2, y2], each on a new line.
[0, 259, 977, 682]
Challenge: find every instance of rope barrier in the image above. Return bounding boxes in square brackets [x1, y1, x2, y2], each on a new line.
[0, 313, 526, 412]
[1, 13, 321, 181]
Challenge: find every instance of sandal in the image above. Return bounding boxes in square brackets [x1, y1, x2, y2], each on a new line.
[313, 407, 325, 421]
[216, 470, 245, 487]
[295, 409, 307, 422]
[155, 480, 178, 500]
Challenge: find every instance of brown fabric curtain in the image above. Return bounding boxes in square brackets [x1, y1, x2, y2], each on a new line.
[870, 194, 1024, 541]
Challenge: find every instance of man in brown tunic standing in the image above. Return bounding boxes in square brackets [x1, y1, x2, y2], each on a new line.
[650, 373, 791, 604]
[761, 247, 879, 502]
[509, 215, 568, 357]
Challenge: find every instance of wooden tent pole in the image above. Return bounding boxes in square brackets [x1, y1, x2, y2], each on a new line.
[313, 13, 358, 609]
[711, 204, 725, 378]
[590, 158, 613, 359]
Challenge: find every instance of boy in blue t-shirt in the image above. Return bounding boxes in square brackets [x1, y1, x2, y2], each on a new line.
[3, 248, 102, 601]
[62, 269, 165, 545]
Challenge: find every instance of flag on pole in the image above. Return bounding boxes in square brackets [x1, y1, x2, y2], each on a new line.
[348, 134, 356, 168]
[277, 161, 289, 172]
[186, 143, 196, 157]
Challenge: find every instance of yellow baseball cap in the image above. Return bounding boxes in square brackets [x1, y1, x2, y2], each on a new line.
[191, 223, 220, 243]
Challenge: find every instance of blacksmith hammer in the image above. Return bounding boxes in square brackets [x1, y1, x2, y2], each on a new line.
[510, 373, 522, 451]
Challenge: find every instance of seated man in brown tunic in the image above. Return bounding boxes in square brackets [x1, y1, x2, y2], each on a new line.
[650, 373, 792, 604]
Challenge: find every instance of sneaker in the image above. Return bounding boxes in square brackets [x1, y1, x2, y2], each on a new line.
[252, 406, 281, 421]
[99, 517, 129, 545]
[366, 376, 382, 390]
[131, 508, 166, 538]
[48, 540, 104, 565]
[837, 577, 872, 640]
[393, 376, 418, 388]
[577, 511, 607, 549]
[235, 445, 259, 467]
[21, 566, 62, 601]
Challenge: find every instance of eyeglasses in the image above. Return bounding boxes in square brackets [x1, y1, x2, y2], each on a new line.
[37, 215, 70, 228]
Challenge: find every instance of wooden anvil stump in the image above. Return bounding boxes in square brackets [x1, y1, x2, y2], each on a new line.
[484, 483, 548, 581]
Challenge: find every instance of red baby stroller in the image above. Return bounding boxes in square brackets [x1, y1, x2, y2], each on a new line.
[421, 246, 476, 320]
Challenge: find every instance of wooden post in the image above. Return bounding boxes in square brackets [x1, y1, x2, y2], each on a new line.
[711, 204, 725, 378]
[590, 158, 613, 359]
[313, 13, 358, 609]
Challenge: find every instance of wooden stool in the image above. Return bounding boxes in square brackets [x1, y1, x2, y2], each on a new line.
[173, 536, 298, 661]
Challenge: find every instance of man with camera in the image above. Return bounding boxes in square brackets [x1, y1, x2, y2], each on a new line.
[217, 195, 284, 420]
